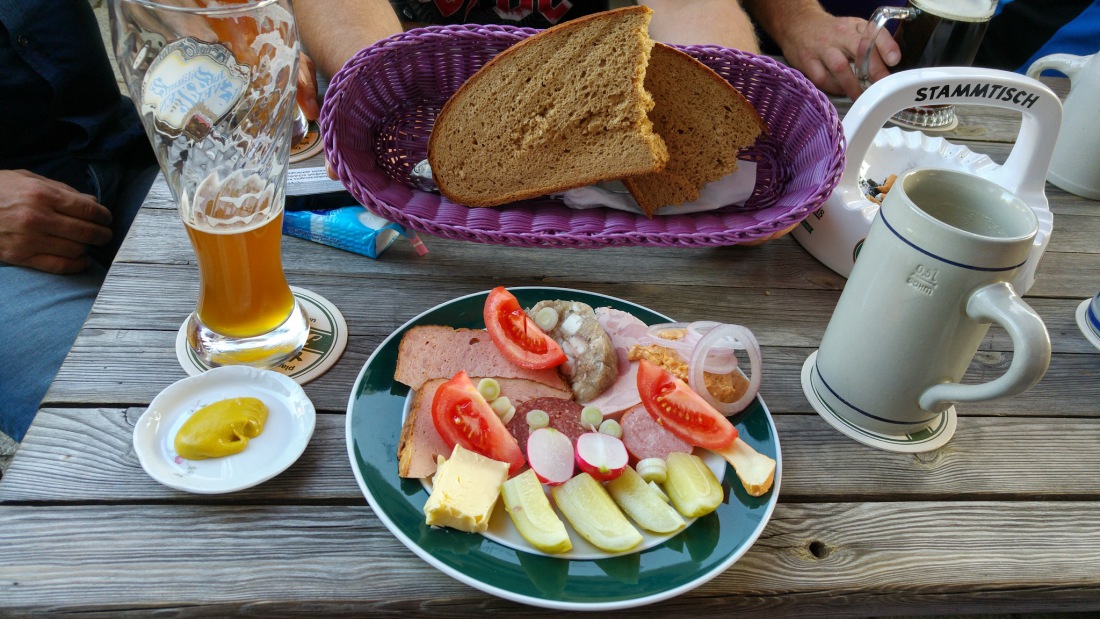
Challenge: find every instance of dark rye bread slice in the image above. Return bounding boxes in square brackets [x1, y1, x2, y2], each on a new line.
[393, 325, 569, 392]
[398, 377, 572, 478]
[427, 6, 669, 207]
[622, 43, 767, 217]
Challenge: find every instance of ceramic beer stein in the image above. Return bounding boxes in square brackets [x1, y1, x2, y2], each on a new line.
[802, 168, 1052, 452]
[1027, 51, 1100, 200]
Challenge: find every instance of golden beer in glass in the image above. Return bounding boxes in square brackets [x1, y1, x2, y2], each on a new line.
[111, 0, 308, 368]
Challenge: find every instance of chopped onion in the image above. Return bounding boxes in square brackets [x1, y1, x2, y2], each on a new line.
[688, 324, 761, 414]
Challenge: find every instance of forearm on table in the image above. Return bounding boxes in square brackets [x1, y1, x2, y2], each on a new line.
[740, 0, 827, 52]
[639, 0, 761, 53]
[294, 0, 403, 79]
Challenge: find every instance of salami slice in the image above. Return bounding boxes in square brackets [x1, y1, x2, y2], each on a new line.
[620, 405, 692, 461]
[507, 397, 587, 455]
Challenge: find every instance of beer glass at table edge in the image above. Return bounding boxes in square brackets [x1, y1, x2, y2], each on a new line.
[857, 0, 996, 129]
[110, 0, 309, 369]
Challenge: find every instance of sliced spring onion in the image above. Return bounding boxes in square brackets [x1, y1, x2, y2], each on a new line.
[534, 306, 559, 331]
[580, 405, 603, 429]
[636, 457, 668, 484]
[526, 409, 549, 430]
[598, 418, 622, 438]
[491, 396, 513, 418]
[477, 378, 501, 402]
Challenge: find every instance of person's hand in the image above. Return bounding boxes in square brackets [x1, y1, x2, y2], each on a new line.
[296, 52, 320, 122]
[772, 11, 900, 100]
[0, 170, 113, 274]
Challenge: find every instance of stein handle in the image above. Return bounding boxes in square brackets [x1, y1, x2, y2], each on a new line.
[1026, 52, 1092, 83]
[919, 282, 1050, 411]
[857, 6, 918, 89]
[841, 67, 1063, 209]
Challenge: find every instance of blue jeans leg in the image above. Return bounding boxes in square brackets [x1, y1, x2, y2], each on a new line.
[0, 261, 107, 441]
[0, 161, 157, 442]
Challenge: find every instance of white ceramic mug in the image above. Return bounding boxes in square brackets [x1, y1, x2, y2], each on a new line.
[808, 168, 1051, 440]
[1027, 52, 1100, 200]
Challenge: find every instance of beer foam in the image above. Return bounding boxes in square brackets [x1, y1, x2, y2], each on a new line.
[183, 169, 280, 234]
[912, 0, 995, 22]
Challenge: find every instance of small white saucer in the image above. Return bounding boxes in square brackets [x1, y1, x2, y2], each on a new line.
[801, 351, 957, 453]
[133, 366, 316, 494]
[1076, 298, 1100, 351]
[176, 286, 347, 384]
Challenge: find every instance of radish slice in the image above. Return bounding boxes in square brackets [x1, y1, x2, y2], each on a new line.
[689, 324, 761, 414]
[575, 432, 629, 482]
[526, 428, 575, 486]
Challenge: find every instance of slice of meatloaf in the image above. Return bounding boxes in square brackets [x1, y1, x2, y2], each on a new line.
[394, 325, 570, 392]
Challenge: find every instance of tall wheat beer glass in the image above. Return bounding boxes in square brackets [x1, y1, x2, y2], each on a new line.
[110, 0, 308, 368]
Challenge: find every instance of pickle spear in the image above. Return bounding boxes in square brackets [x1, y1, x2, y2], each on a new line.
[664, 452, 724, 518]
[501, 469, 572, 554]
[551, 473, 642, 553]
[605, 465, 686, 534]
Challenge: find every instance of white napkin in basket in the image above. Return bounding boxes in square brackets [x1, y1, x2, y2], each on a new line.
[555, 161, 756, 215]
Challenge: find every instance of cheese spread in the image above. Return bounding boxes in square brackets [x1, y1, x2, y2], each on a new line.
[423, 445, 509, 533]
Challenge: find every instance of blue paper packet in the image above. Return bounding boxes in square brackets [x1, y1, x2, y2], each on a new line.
[283, 204, 410, 259]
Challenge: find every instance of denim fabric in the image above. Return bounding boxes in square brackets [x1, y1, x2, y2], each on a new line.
[0, 160, 157, 442]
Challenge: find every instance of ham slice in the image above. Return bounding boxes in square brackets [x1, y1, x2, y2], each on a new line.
[394, 325, 569, 392]
[397, 377, 572, 478]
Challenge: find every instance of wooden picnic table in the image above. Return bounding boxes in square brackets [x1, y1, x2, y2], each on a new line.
[2, 77, 1098, 616]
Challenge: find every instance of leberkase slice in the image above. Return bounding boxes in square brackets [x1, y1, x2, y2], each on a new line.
[427, 5, 668, 207]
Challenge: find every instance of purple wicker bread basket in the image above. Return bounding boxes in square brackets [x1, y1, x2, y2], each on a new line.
[321, 24, 844, 248]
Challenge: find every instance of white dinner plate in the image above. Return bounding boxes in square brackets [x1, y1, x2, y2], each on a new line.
[134, 366, 316, 493]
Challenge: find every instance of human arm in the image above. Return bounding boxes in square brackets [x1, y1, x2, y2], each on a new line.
[0, 170, 113, 274]
[640, 0, 760, 52]
[742, 0, 899, 100]
[293, 0, 404, 81]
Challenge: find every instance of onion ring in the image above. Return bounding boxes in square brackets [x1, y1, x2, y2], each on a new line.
[688, 324, 761, 415]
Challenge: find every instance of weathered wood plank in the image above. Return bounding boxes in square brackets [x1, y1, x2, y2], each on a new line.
[5, 408, 1099, 503]
[45, 321, 1100, 416]
[1, 501, 1097, 616]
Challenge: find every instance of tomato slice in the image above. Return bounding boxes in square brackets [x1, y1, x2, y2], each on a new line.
[483, 287, 566, 370]
[431, 371, 526, 475]
[637, 359, 738, 450]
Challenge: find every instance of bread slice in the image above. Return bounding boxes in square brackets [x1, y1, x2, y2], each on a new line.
[398, 377, 573, 478]
[622, 43, 766, 217]
[427, 6, 669, 207]
[393, 325, 569, 392]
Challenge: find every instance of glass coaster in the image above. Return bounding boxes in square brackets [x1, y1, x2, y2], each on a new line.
[176, 286, 347, 384]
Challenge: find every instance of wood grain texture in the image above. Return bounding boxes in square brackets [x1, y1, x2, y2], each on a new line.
[3, 409, 1099, 504]
[1, 501, 1097, 616]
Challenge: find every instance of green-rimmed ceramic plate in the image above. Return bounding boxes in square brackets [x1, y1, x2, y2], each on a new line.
[345, 287, 782, 610]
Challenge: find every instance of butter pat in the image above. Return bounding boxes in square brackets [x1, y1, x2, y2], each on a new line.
[423, 445, 509, 533]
